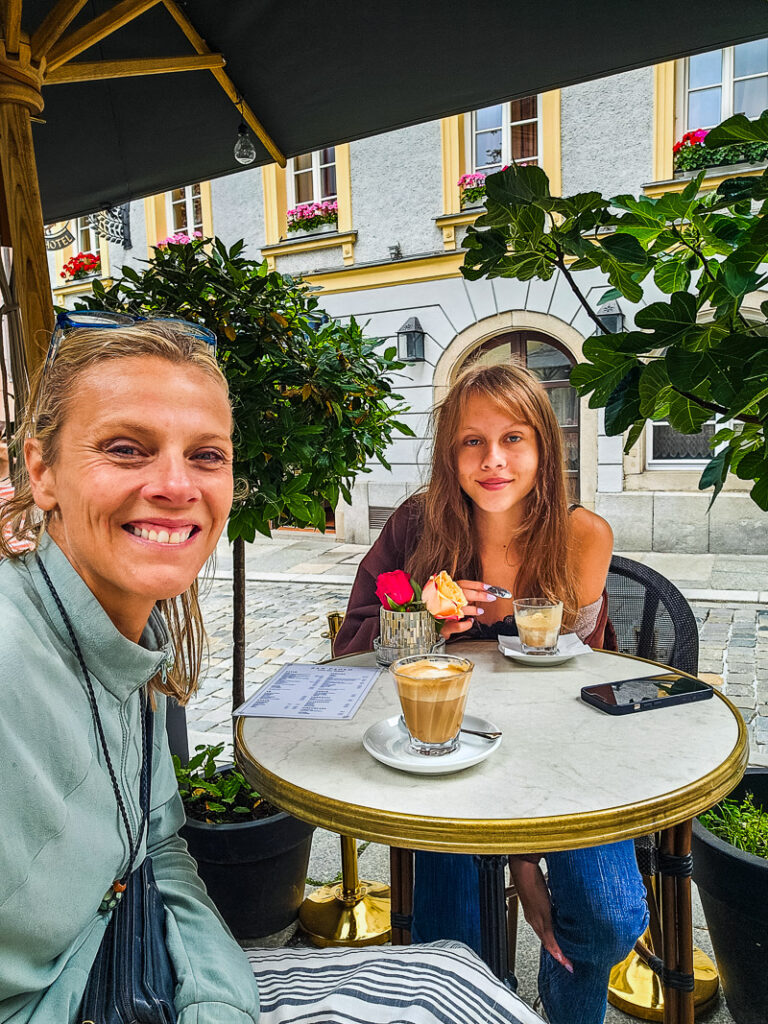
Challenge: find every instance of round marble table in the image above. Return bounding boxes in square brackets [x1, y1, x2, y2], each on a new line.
[236, 643, 748, 1024]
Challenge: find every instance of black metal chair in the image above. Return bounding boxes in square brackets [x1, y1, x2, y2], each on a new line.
[390, 555, 702, 978]
[605, 554, 699, 676]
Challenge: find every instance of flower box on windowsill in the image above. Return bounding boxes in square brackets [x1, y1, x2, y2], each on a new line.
[673, 158, 768, 181]
[285, 220, 338, 239]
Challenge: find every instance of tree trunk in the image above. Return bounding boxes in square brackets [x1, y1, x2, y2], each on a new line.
[232, 534, 246, 714]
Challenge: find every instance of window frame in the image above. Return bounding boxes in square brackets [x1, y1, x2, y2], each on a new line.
[286, 148, 338, 208]
[76, 217, 97, 255]
[682, 42, 768, 131]
[645, 417, 731, 470]
[166, 183, 204, 237]
[466, 97, 543, 174]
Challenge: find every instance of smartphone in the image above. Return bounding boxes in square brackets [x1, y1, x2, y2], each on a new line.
[580, 673, 714, 715]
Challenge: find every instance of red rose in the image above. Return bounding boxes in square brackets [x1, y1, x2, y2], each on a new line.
[375, 570, 415, 609]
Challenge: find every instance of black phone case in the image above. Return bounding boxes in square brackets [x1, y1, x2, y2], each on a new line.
[580, 682, 713, 715]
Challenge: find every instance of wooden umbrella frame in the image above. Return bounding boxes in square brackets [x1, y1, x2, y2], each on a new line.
[0, 0, 286, 394]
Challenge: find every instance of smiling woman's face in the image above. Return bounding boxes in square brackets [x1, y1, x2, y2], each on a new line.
[26, 355, 233, 639]
[455, 393, 539, 517]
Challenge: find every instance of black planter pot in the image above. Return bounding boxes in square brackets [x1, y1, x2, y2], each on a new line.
[692, 767, 768, 1024]
[181, 790, 315, 941]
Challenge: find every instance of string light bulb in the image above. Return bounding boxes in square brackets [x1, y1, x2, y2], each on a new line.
[233, 98, 257, 165]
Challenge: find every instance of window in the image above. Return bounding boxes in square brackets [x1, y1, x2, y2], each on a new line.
[287, 148, 337, 207]
[684, 40, 768, 129]
[168, 183, 203, 236]
[470, 97, 540, 173]
[647, 420, 718, 468]
[76, 217, 96, 254]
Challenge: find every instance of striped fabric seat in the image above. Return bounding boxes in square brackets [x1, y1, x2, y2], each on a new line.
[247, 941, 546, 1024]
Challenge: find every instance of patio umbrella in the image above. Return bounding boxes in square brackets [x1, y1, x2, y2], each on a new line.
[3, 0, 768, 377]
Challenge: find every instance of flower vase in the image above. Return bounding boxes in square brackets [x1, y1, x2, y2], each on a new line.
[374, 607, 444, 666]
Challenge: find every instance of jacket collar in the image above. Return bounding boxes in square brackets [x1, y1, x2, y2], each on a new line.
[30, 533, 172, 702]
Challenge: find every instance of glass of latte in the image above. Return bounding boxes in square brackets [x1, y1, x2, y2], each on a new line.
[513, 598, 563, 654]
[390, 654, 474, 756]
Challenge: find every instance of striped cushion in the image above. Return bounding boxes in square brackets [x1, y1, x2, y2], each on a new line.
[246, 941, 545, 1024]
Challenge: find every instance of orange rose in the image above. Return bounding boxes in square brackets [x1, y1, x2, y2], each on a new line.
[422, 571, 468, 620]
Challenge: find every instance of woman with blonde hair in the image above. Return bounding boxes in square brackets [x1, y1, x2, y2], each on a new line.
[335, 362, 648, 1024]
[0, 314, 546, 1024]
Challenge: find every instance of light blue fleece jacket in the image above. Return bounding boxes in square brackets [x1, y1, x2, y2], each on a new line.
[0, 534, 259, 1023]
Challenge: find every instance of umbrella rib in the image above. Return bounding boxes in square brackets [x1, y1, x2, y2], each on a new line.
[2, 0, 22, 55]
[31, 0, 90, 62]
[45, 53, 226, 84]
[46, 0, 163, 72]
[162, 0, 285, 167]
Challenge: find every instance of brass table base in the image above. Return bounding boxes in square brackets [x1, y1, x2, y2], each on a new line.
[298, 835, 391, 947]
[609, 947, 719, 1021]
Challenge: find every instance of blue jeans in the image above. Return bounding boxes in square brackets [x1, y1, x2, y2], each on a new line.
[411, 843, 648, 1024]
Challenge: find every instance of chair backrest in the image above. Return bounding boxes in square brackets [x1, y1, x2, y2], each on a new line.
[606, 555, 699, 676]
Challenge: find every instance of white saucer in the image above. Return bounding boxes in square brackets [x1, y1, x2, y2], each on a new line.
[498, 646, 578, 666]
[362, 714, 502, 775]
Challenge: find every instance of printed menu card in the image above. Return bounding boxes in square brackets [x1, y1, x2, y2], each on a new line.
[234, 663, 381, 720]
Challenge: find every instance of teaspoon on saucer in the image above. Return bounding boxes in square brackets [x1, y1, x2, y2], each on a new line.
[460, 727, 502, 740]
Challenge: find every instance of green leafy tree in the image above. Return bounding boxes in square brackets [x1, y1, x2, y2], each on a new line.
[462, 109, 768, 512]
[78, 237, 412, 708]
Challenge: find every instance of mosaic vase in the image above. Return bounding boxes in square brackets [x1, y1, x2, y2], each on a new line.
[374, 607, 444, 666]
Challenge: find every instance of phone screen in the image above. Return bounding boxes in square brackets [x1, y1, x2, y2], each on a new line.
[583, 674, 711, 708]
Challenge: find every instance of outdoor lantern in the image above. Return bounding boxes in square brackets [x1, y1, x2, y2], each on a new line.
[234, 122, 257, 165]
[396, 317, 426, 363]
[596, 301, 626, 334]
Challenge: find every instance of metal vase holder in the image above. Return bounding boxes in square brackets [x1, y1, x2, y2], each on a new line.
[374, 607, 444, 665]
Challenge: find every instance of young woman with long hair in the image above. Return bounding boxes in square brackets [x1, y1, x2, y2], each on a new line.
[335, 362, 648, 1024]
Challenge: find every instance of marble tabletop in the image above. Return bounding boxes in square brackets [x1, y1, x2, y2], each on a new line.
[236, 644, 748, 854]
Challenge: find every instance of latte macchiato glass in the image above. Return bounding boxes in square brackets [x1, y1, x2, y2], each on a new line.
[390, 654, 474, 756]
[513, 598, 563, 654]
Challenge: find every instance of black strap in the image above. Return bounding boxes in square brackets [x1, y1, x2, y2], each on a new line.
[658, 852, 693, 878]
[37, 555, 151, 881]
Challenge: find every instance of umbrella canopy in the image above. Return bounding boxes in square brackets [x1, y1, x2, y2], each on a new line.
[24, 0, 768, 223]
[3, 0, 768, 375]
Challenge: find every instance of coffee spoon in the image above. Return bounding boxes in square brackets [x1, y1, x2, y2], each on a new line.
[460, 727, 502, 740]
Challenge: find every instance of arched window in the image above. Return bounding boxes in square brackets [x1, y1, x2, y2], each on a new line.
[458, 331, 580, 500]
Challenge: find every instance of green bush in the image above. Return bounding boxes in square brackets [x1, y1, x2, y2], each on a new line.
[699, 791, 768, 860]
[675, 140, 768, 172]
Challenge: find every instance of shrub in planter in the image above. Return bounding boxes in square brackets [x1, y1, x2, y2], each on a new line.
[692, 767, 768, 1024]
[176, 744, 315, 940]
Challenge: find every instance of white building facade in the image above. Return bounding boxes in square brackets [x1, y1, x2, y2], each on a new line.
[47, 46, 768, 552]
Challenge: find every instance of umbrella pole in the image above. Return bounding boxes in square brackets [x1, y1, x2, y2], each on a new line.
[0, 45, 53, 393]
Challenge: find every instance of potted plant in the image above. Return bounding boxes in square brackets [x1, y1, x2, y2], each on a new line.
[691, 768, 768, 1024]
[673, 127, 768, 173]
[175, 744, 315, 940]
[60, 250, 100, 281]
[286, 199, 338, 234]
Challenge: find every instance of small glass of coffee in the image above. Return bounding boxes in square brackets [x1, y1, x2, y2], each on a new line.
[390, 654, 474, 756]
[513, 598, 563, 655]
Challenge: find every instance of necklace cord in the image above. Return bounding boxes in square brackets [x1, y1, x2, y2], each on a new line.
[36, 556, 150, 881]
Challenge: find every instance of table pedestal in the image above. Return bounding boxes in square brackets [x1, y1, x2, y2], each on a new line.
[299, 836, 391, 947]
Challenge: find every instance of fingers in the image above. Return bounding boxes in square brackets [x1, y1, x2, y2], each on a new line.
[457, 580, 497, 605]
[541, 933, 574, 974]
[440, 618, 475, 639]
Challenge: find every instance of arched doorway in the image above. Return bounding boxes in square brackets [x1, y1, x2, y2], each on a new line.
[457, 330, 580, 500]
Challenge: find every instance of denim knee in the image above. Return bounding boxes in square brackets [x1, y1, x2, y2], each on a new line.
[581, 898, 647, 964]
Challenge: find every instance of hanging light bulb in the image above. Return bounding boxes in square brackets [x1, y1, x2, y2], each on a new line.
[234, 122, 257, 165]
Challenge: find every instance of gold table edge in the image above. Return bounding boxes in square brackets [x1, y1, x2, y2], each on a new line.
[235, 648, 749, 854]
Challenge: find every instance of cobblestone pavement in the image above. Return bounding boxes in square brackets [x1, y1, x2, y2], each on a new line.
[189, 581, 768, 768]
